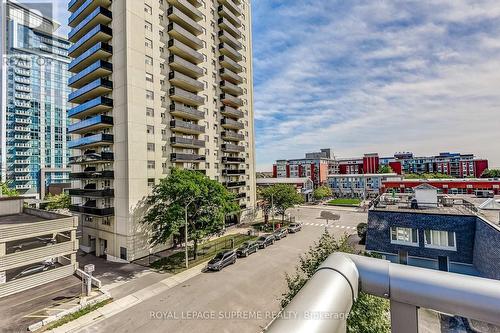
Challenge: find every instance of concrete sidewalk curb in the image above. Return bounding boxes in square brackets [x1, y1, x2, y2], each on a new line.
[48, 262, 208, 333]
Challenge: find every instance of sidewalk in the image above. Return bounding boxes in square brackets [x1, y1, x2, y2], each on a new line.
[49, 261, 208, 333]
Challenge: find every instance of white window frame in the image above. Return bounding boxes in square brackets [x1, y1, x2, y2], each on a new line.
[424, 230, 457, 251]
[390, 227, 419, 247]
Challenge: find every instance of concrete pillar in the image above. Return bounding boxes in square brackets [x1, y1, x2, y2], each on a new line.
[0, 243, 5, 284]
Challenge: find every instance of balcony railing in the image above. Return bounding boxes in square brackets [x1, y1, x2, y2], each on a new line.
[217, 0, 241, 17]
[220, 105, 244, 119]
[223, 169, 245, 175]
[170, 153, 206, 163]
[169, 55, 203, 78]
[218, 4, 241, 27]
[170, 119, 205, 134]
[68, 188, 114, 197]
[169, 71, 204, 92]
[170, 136, 205, 148]
[68, 42, 112, 73]
[167, 22, 203, 50]
[169, 102, 205, 120]
[220, 80, 243, 96]
[69, 151, 114, 164]
[68, 24, 112, 58]
[68, 0, 112, 27]
[167, 0, 203, 21]
[219, 42, 242, 62]
[221, 143, 245, 152]
[68, 78, 113, 104]
[220, 93, 243, 107]
[169, 87, 204, 106]
[69, 204, 114, 216]
[68, 115, 113, 134]
[222, 156, 245, 164]
[168, 39, 204, 65]
[224, 181, 246, 188]
[68, 6, 112, 42]
[68, 133, 114, 149]
[219, 68, 243, 84]
[68, 96, 113, 119]
[69, 170, 114, 179]
[266, 253, 500, 333]
[167, 6, 203, 35]
[221, 118, 244, 130]
[68, 60, 113, 88]
[218, 17, 241, 38]
[218, 30, 242, 50]
[219, 55, 242, 73]
[221, 131, 244, 141]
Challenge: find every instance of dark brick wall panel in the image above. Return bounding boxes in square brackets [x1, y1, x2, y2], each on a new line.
[472, 218, 500, 280]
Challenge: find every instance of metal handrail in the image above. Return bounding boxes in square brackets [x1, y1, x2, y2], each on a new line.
[266, 253, 500, 333]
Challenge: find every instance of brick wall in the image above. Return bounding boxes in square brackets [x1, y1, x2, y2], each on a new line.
[472, 218, 500, 279]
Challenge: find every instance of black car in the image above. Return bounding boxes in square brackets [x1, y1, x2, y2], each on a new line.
[236, 242, 258, 257]
[256, 234, 275, 249]
[288, 223, 302, 233]
[273, 228, 288, 240]
[206, 250, 237, 271]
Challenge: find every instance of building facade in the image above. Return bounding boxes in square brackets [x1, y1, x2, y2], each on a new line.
[256, 177, 313, 202]
[382, 178, 500, 195]
[327, 173, 400, 198]
[0, 1, 71, 198]
[67, 0, 256, 261]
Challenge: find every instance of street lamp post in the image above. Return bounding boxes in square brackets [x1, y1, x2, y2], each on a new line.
[271, 193, 275, 231]
[185, 198, 196, 269]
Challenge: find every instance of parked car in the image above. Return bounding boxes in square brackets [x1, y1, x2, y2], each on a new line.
[11, 262, 55, 280]
[288, 223, 302, 233]
[9, 237, 56, 253]
[206, 250, 237, 271]
[273, 228, 288, 240]
[256, 234, 275, 249]
[236, 242, 259, 257]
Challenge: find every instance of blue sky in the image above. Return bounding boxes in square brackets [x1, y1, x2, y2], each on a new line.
[49, 0, 500, 169]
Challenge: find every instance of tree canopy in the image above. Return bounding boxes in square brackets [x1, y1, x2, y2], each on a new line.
[0, 183, 18, 197]
[481, 169, 500, 178]
[313, 185, 332, 201]
[378, 165, 393, 174]
[142, 168, 239, 258]
[45, 193, 71, 210]
[260, 184, 304, 222]
[405, 172, 453, 179]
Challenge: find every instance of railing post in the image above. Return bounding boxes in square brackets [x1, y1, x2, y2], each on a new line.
[390, 300, 418, 333]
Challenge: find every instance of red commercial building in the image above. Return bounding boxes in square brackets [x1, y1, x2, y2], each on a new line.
[382, 179, 500, 195]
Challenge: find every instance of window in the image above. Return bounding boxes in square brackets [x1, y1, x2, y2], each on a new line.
[145, 38, 153, 48]
[145, 55, 153, 66]
[390, 227, 418, 246]
[145, 21, 152, 31]
[146, 107, 154, 117]
[146, 90, 154, 100]
[147, 125, 154, 134]
[147, 143, 155, 151]
[146, 72, 154, 82]
[144, 4, 152, 14]
[148, 178, 155, 187]
[147, 160, 156, 169]
[424, 230, 456, 250]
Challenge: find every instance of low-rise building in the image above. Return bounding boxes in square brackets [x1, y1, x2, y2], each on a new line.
[0, 197, 78, 298]
[382, 178, 500, 195]
[328, 173, 401, 198]
[256, 177, 314, 202]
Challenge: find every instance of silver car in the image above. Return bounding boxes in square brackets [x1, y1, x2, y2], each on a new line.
[288, 223, 302, 233]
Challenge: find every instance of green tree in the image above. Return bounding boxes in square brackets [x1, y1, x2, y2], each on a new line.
[142, 168, 239, 259]
[405, 172, 453, 179]
[0, 182, 19, 197]
[260, 184, 304, 222]
[313, 185, 332, 201]
[481, 169, 500, 178]
[378, 165, 393, 174]
[45, 193, 71, 210]
[281, 231, 390, 333]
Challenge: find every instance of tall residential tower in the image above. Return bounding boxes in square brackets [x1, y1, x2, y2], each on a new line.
[67, 0, 256, 261]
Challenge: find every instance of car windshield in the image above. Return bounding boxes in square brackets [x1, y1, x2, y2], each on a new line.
[240, 242, 249, 248]
[212, 253, 224, 260]
[258, 236, 266, 241]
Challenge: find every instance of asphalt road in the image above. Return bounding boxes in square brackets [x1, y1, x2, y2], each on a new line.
[76, 207, 366, 333]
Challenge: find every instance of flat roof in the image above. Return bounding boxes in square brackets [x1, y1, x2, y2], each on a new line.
[329, 173, 399, 178]
[256, 177, 311, 184]
[0, 213, 49, 226]
[372, 203, 475, 216]
[384, 178, 500, 183]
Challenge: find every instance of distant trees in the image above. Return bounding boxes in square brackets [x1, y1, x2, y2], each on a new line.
[377, 165, 393, 174]
[0, 183, 18, 197]
[481, 169, 500, 178]
[260, 184, 304, 222]
[313, 185, 332, 201]
[45, 193, 71, 210]
[405, 172, 453, 179]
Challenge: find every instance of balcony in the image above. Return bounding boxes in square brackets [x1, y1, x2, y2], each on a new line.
[168, 55, 203, 78]
[169, 71, 204, 92]
[14, 168, 30, 173]
[222, 143, 245, 152]
[68, 133, 113, 149]
[167, 22, 203, 50]
[219, 68, 243, 84]
[68, 188, 114, 197]
[218, 5, 241, 27]
[14, 159, 29, 165]
[14, 76, 30, 84]
[169, 87, 204, 106]
[167, 0, 203, 21]
[223, 169, 245, 176]
[170, 136, 205, 148]
[68, 115, 113, 134]
[168, 39, 204, 64]
[235, 192, 246, 199]
[15, 184, 31, 190]
[218, 17, 241, 38]
[15, 85, 31, 93]
[221, 118, 244, 130]
[167, 6, 203, 35]
[219, 55, 242, 73]
[69, 204, 114, 216]
[14, 118, 31, 124]
[68, 96, 113, 119]
[170, 119, 205, 135]
[219, 43, 242, 62]
[68, 78, 112, 104]
[68, 6, 112, 42]
[170, 153, 206, 163]
[68, 0, 112, 27]
[15, 109, 31, 116]
[224, 181, 246, 188]
[14, 68, 30, 76]
[221, 131, 244, 141]
[220, 93, 243, 107]
[218, 30, 242, 50]
[220, 106, 244, 119]
[218, 0, 241, 16]
[222, 156, 245, 164]
[69, 170, 114, 179]
[15, 176, 33, 181]
[14, 134, 31, 140]
[14, 126, 30, 132]
[69, 151, 114, 164]
[68, 42, 112, 73]
[169, 102, 204, 120]
[68, 60, 112, 89]
[14, 101, 31, 108]
[68, 25, 112, 58]
[220, 80, 243, 96]
[14, 142, 31, 148]
[15, 93, 31, 101]
[68, 0, 86, 12]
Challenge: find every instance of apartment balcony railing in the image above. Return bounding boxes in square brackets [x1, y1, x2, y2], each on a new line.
[224, 181, 246, 188]
[15, 94, 31, 101]
[14, 160, 29, 166]
[14, 77, 30, 84]
[166, 0, 203, 21]
[218, 30, 242, 50]
[68, 96, 113, 119]
[14, 68, 30, 76]
[170, 136, 205, 148]
[15, 85, 31, 93]
[69, 170, 114, 179]
[68, 6, 112, 42]
[14, 126, 30, 132]
[14, 143, 31, 148]
[14, 168, 30, 173]
[68, 60, 113, 89]
[169, 87, 204, 106]
[169, 55, 203, 78]
[15, 184, 31, 190]
[14, 151, 31, 157]
[15, 109, 31, 116]
[220, 80, 243, 96]
[217, 0, 241, 17]
[221, 131, 244, 141]
[68, 42, 112, 73]
[169, 102, 204, 120]
[221, 143, 245, 152]
[14, 101, 31, 108]
[68, 115, 113, 134]
[68, 133, 114, 149]
[68, 24, 112, 58]
[68, 78, 113, 104]
[220, 93, 243, 107]
[68, 0, 112, 27]
[167, 6, 203, 36]
[221, 118, 244, 130]
[267, 253, 500, 333]
[222, 156, 245, 164]
[69, 151, 114, 164]
[219, 68, 243, 84]
[68, 188, 114, 198]
[222, 169, 245, 176]
[14, 118, 31, 124]
[69, 204, 114, 216]
[170, 119, 205, 135]
[168, 39, 204, 64]
[170, 153, 206, 163]
[218, 4, 241, 27]
[169, 71, 204, 92]
[220, 105, 244, 119]
[68, 0, 86, 12]
[219, 55, 242, 73]
[14, 134, 31, 140]
[219, 42, 242, 62]
[218, 17, 241, 38]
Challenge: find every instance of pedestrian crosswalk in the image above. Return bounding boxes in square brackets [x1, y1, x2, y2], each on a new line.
[302, 222, 357, 230]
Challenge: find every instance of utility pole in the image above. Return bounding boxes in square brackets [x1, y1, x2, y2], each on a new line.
[184, 198, 196, 269]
